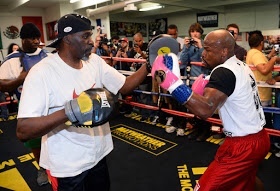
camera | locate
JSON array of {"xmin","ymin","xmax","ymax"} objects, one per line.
[
  {"xmin": 107, "ymin": 41, "xmax": 114, "ymax": 47},
  {"xmin": 189, "ymin": 38, "xmax": 196, "ymax": 45},
  {"xmin": 228, "ymin": 30, "xmax": 235, "ymax": 36}
]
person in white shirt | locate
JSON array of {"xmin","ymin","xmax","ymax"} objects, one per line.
[{"xmin": 16, "ymin": 13, "xmax": 150, "ymax": 191}]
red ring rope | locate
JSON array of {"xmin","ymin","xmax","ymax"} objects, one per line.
[{"xmin": 120, "ymin": 99, "xmax": 280, "ymax": 137}]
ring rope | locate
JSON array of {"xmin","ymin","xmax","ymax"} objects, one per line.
[
  {"xmin": 132, "ymin": 89, "xmax": 280, "ymax": 114},
  {"xmin": 119, "ymin": 98, "xmax": 280, "ymax": 136}
]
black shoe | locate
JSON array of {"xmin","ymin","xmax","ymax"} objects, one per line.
[
  {"xmin": 196, "ymin": 128, "xmax": 212, "ymax": 142},
  {"xmin": 270, "ymin": 144, "xmax": 280, "ymax": 154},
  {"xmin": 140, "ymin": 116, "xmax": 148, "ymax": 122},
  {"xmin": 187, "ymin": 128, "xmax": 200, "ymax": 140}
]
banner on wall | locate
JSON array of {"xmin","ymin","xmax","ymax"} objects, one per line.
[
  {"xmin": 197, "ymin": 12, "xmax": 218, "ymax": 28},
  {"xmin": 110, "ymin": 21, "xmax": 147, "ymax": 37}
]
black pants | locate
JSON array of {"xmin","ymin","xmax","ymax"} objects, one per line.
[{"xmin": 57, "ymin": 158, "xmax": 110, "ymax": 191}]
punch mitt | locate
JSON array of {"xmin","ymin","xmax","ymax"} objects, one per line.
[
  {"xmin": 146, "ymin": 34, "xmax": 180, "ymax": 72},
  {"xmin": 151, "ymin": 53, "xmax": 193, "ymax": 105},
  {"xmin": 65, "ymin": 88, "xmax": 115, "ymax": 127},
  {"xmin": 192, "ymin": 74, "xmax": 210, "ymax": 95}
]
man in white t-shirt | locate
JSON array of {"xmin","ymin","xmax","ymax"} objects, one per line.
[
  {"xmin": 16, "ymin": 13, "xmax": 150, "ymax": 191},
  {"xmin": 0, "ymin": 22, "xmax": 49, "ymax": 186}
]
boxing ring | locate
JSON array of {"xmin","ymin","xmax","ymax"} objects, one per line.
[{"xmin": 101, "ymin": 56, "xmax": 280, "ymax": 137}]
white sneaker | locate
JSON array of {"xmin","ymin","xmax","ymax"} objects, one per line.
[
  {"xmin": 165, "ymin": 125, "xmax": 176, "ymax": 133},
  {"xmin": 176, "ymin": 128, "xmax": 185, "ymax": 136},
  {"xmin": 151, "ymin": 116, "xmax": 159, "ymax": 125},
  {"xmin": 165, "ymin": 117, "xmax": 173, "ymax": 126},
  {"xmin": 275, "ymin": 151, "xmax": 280, "ymax": 158}
]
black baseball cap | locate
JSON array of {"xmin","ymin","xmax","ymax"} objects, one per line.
[
  {"xmin": 47, "ymin": 13, "xmax": 93, "ymax": 48},
  {"xmin": 20, "ymin": 23, "xmax": 41, "ymax": 39}
]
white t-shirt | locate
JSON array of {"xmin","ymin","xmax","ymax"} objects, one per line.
[
  {"xmin": 17, "ymin": 53, "xmax": 126, "ymax": 177},
  {"xmin": 0, "ymin": 48, "xmax": 45, "ymax": 79}
]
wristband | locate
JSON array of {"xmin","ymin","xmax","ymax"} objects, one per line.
[{"xmin": 171, "ymin": 84, "xmax": 193, "ymax": 105}]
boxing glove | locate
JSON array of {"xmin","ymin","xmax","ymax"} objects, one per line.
[
  {"xmin": 192, "ymin": 74, "xmax": 210, "ymax": 96},
  {"xmin": 151, "ymin": 53, "xmax": 193, "ymax": 104},
  {"xmin": 65, "ymin": 88, "xmax": 115, "ymax": 127}
]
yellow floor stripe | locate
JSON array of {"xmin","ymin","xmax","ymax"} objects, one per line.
[
  {"xmin": 0, "ymin": 168, "xmax": 31, "ymax": 191},
  {"xmin": 192, "ymin": 167, "xmax": 207, "ymax": 175}
]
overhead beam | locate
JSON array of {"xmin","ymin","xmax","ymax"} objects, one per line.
[
  {"xmin": 8, "ymin": 0, "xmax": 30, "ymax": 11},
  {"xmin": 73, "ymin": 0, "xmax": 111, "ymax": 10},
  {"xmin": 86, "ymin": 0, "xmax": 143, "ymax": 17}
]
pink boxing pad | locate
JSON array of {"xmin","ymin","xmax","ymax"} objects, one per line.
[{"xmin": 192, "ymin": 74, "xmax": 209, "ymax": 95}]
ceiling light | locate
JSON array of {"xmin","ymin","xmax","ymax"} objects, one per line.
[
  {"xmin": 70, "ymin": 0, "xmax": 80, "ymax": 3},
  {"xmin": 139, "ymin": 5, "xmax": 163, "ymax": 11}
]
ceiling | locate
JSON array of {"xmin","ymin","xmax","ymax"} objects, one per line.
[{"xmin": 0, "ymin": 0, "xmax": 278, "ymax": 18}]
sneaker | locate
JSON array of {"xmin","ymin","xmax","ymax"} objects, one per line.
[
  {"xmin": 275, "ymin": 151, "xmax": 280, "ymax": 158},
  {"xmin": 212, "ymin": 133, "xmax": 225, "ymax": 139},
  {"xmin": 124, "ymin": 112, "xmax": 137, "ymax": 118},
  {"xmin": 165, "ymin": 117, "xmax": 173, "ymax": 126},
  {"xmin": 140, "ymin": 116, "xmax": 148, "ymax": 122},
  {"xmin": 150, "ymin": 116, "xmax": 159, "ymax": 125},
  {"xmin": 274, "ymin": 143, "xmax": 280, "ymax": 149},
  {"xmin": 176, "ymin": 128, "xmax": 185, "ymax": 136},
  {"xmin": 187, "ymin": 128, "xmax": 200, "ymax": 140},
  {"xmin": 196, "ymin": 128, "xmax": 212, "ymax": 142},
  {"xmin": 37, "ymin": 168, "xmax": 49, "ymax": 186},
  {"xmin": 165, "ymin": 125, "xmax": 176, "ymax": 133}
]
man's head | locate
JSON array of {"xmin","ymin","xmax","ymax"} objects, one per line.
[
  {"xmin": 119, "ymin": 37, "xmax": 128, "ymax": 49},
  {"xmin": 48, "ymin": 13, "xmax": 94, "ymax": 60},
  {"xmin": 226, "ymin": 23, "xmax": 239, "ymax": 41},
  {"xmin": 111, "ymin": 35, "xmax": 120, "ymax": 45},
  {"xmin": 188, "ymin": 23, "xmax": 203, "ymax": 39},
  {"xmin": 248, "ymin": 30, "xmax": 264, "ymax": 49},
  {"xmin": 133, "ymin": 32, "xmax": 144, "ymax": 47},
  {"xmin": 20, "ymin": 23, "xmax": 41, "ymax": 53},
  {"xmin": 167, "ymin": 24, "xmax": 178, "ymax": 39},
  {"xmin": 202, "ymin": 29, "xmax": 235, "ymax": 69},
  {"xmin": 47, "ymin": 14, "xmax": 93, "ymax": 48}
]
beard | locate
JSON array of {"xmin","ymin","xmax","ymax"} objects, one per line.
[{"xmin": 81, "ymin": 46, "xmax": 93, "ymax": 61}]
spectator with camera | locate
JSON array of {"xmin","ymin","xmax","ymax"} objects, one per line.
[
  {"xmin": 112, "ymin": 37, "xmax": 134, "ymax": 71},
  {"xmin": 99, "ymin": 38, "xmax": 113, "ymax": 65},
  {"xmin": 179, "ymin": 22, "xmax": 212, "ymax": 141},
  {"xmin": 110, "ymin": 35, "xmax": 120, "ymax": 58},
  {"xmin": 226, "ymin": 23, "xmax": 247, "ymax": 61}
]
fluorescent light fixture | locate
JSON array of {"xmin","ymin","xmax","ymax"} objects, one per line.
[
  {"xmin": 139, "ymin": 5, "xmax": 163, "ymax": 11},
  {"xmin": 70, "ymin": 0, "xmax": 80, "ymax": 3}
]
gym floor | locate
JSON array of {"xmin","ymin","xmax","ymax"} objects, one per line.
[{"xmin": 0, "ymin": 113, "xmax": 279, "ymax": 191}]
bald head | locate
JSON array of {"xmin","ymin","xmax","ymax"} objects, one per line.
[
  {"xmin": 202, "ymin": 29, "xmax": 236, "ymax": 68},
  {"xmin": 205, "ymin": 29, "xmax": 235, "ymax": 54}
]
